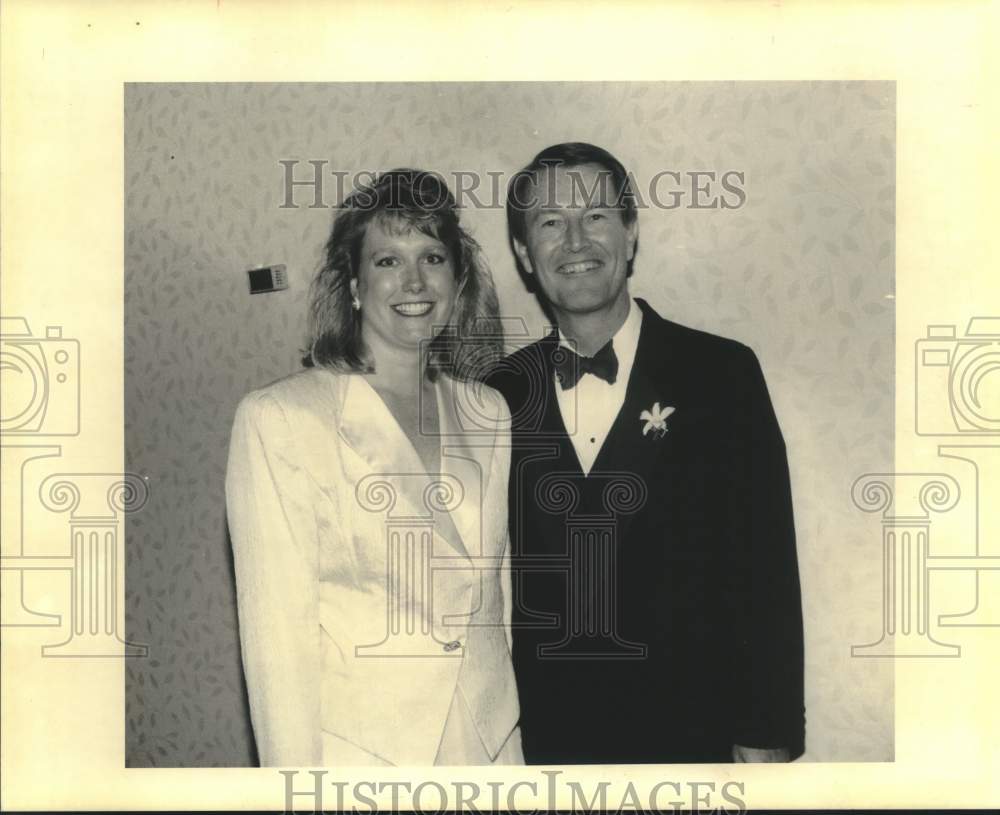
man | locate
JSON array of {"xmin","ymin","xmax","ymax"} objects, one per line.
[{"xmin": 487, "ymin": 142, "xmax": 805, "ymax": 764}]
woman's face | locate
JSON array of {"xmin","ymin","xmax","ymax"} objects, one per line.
[{"xmin": 353, "ymin": 216, "xmax": 459, "ymax": 359}]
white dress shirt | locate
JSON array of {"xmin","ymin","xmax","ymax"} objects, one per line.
[{"xmin": 555, "ymin": 298, "xmax": 643, "ymax": 475}]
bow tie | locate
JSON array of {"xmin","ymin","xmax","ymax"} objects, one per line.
[{"xmin": 553, "ymin": 339, "xmax": 619, "ymax": 389}]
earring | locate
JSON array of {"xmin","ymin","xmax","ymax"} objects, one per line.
[{"xmin": 351, "ymin": 294, "xmax": 361, "ymax": 311}]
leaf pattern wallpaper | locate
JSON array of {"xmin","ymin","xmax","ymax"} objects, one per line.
[{"xmin": 125, "ymin": 82, "xmax": 894, "ymax": 766}]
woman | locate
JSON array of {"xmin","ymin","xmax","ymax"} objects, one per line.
[{"xmin": 225, "ymin": 170, "xmax": 522, "ymax": 766}]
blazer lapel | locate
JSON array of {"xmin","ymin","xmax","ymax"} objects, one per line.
[
  {"xmin": 336, "ymin": 374, "xmax": 470, "ymax": 560},
  {"xmin": 434, "ymin": 376, "xmax": 488, "ymax": 560}
]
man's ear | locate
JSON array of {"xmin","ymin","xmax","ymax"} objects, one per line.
[
  {"xmin": 626, "ymin": 219, "xmax": 638, "ymax": 261},
  {"xmin": 513, "ymin": 239, "xmax": 534, "ymax": 275}
]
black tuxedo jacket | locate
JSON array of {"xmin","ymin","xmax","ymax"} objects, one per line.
[{"xmin": 487, "ymin": 299, "xmax": 805, "ymax": 764}]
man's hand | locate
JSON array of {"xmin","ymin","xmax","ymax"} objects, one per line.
[{"xmin": 732, "ymin": 744, "xmax": 792, "ymax": 762}]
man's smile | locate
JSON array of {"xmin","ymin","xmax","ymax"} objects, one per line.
[{"xmin": 556, "ymin": 259, "xmax": 604, "ymax": 275}]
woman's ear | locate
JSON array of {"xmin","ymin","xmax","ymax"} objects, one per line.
[{"xmin": 349, "ymin": 278, "xmax": 361, "ymax": 311}]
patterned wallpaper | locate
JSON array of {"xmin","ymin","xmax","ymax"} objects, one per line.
[{"xmin": 124, "ymin": 82, "xmax": 895, "ymax": 766}]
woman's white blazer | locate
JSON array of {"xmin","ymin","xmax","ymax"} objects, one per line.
[{"xmin": 225, "ymin": 367, "xmax": 520, "ymax": 766}]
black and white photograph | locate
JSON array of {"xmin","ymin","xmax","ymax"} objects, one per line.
[
  {"xmin": 123, "ymin": 81, "xmax": 895, "ymax": 768},
  {"xmin": 3, "ymin": 3, "xmax": 997, "ymax": 813}
]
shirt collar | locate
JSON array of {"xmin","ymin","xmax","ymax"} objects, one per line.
[{"xmin": 557, "ymin": 297, "xmax": 643, "ymax": 370}]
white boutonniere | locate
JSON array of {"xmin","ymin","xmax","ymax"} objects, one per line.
[{"xmin": 640, "ymin": 402, "xmax": 675, "ymax": 439}]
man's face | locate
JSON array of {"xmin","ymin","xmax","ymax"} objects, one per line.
[{"xmin": 513, "ymin": 162, "xmax": 637, "ymax": 318}]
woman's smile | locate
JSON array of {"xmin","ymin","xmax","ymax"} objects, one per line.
[{"xmin": 391, "ymin": 301, "xmax": 436, "ymax": 317}]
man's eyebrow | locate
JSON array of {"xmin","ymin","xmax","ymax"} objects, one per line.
[{"xmin": 530, "ymin": 206, "xmax": 565, "ymax": 219}]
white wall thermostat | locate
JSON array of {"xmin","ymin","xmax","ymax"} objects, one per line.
[{"xmin": 247, "ymin": 264, "xmax": 288, "ymax": 294}]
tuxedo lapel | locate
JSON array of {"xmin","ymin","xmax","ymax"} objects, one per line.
[
  {"xmin": 336, "ymin": 374, "xmax": 470, "ymax": 560},
  {"xmin": 538, "ymin": 333, "xmax": 586, "ymax": 476},
  {"xmin": 591, "ymin": 302, "xmax": 680, "ymax": 517}
]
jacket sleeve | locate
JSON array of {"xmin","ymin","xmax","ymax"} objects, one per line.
[
  {"xmin": 225, "ymin": 393, "xmax": 321, "ymax": 766},
  {"xmin": 728, "ymin": 345, "xmax": 806, "ymax": 758}
]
